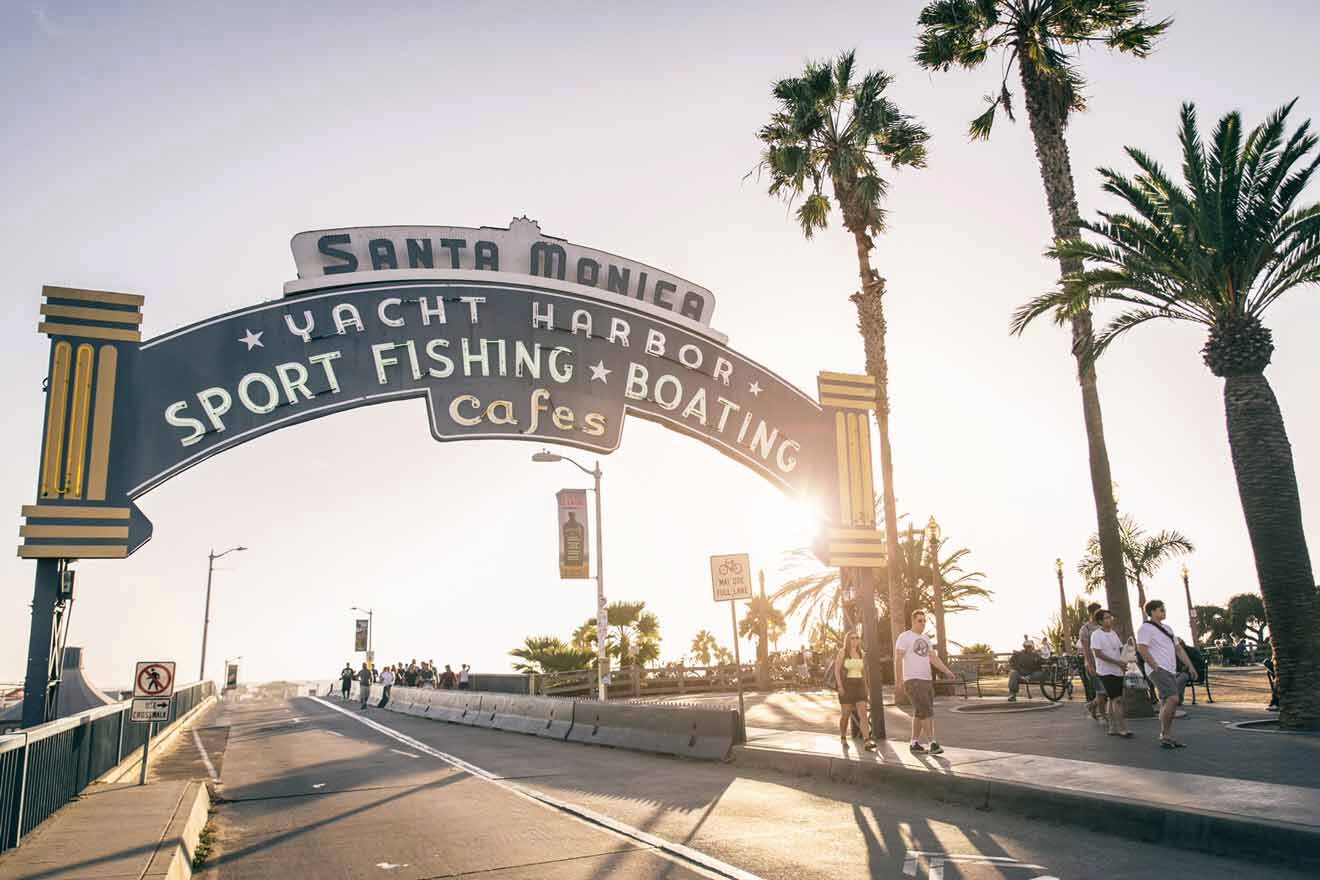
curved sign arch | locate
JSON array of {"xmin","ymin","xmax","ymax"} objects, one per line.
[{"xmin": 17, "ymin": 219, "xmax": 883, "ymax": 562}]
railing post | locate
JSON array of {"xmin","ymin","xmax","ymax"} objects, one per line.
[
  {"xmin": 116, "ymin": 707, "xmax": 126, "ymax": 764},
  {"xmin": 13, "ymin": 733, "xmax": 29, "ymax": 848}
]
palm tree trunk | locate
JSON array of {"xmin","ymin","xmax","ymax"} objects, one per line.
[
  {"xmin": 1134, "ymin": 574, "xmax": 1147, "ymax": 614},
  {"xmin": 1224, "ymin": 372, "xmax": 1320, "ymax": 730},
  {"xmin": 1019, "ymin": 62, "xmax": 1135, "ymax": 640},
  {"xmin": 848, "ymin": 229, "xmax": 905, "ymax": 653}
]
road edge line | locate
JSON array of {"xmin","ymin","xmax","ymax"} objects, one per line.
[{"xmin": 307, "ymin": 696, "xmax": 763, "ymax": 880}]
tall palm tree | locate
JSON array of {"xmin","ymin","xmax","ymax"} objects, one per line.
[
  {"xmin": 756, "ymin": 51, "xmax": 930, "ymax": 652},
  {"xmin": 1013, "ymin": 101, "xmax": 1320, "ymax": 729},
  {"xmin": 1078, "ymin": 514, "xmax": 1195, "ymax": 612},
  {"xmin": 690, "ymin": 629, "xmax": 720, "ymax": 667},
  {"xmin": 591, "ymin": 600, "xmax": 661, "ymax": 667},
  {"xmin": 916, "ymin": 1, "xmax": 1171, "ymax": 641}
]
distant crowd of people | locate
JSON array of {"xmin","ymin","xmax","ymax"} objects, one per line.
[{"xmin": 338, "ymin": 659, "xmax": 471, "ymax": 709}]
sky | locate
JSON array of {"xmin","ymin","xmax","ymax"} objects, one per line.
[{"xmin": 3, "ymin": 1, "xmax": 1318, "ymax": 690}]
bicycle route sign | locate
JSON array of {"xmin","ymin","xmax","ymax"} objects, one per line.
[
  {"xmin": 709, "ymin": 553, "xmax": 753, "ymax": 602},
  {"xmin": 134, "ymin": 660, "xmax": 176, "ymax": 698}
]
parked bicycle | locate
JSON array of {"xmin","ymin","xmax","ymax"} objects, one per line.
[{"xmin": 1038, "ymin": 654, "xmax": 1082, "ymax": 702}]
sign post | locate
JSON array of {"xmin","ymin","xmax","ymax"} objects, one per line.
[
  {"xmin": 132, "ymin": 660, "xmax": 175, "ymax": 785},
  {"xmin": 710, "ymin": 553, "xmax": 752, "ymax": 742}
]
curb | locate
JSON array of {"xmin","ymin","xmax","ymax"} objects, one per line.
[
  {"xmin": 98, "ymin": 696, "xmax": 219, "ymax": 785},
  {"xmin": 142, "ymin": 780, "xmax": 210, "ymax": 879},
  {"xmin": 734, "ymin": 744, "xmax": 1320, "ymax": 870}
]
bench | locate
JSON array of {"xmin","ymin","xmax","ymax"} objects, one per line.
[{"xmin": 945, "ymin": 657, "xmax": 984, "ymax": 699}]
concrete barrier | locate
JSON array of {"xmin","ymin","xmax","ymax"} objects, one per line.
[
  {"xmin": 470, "ymin": 693, "xmax": 508, "ymax": 729},
  {"xmin": 566, "ymin": 701, "xmax": 737, "ymax": 760},
  {"xmin": 490, "ymin": 695, "xmax": 575, "ymax": 740}
]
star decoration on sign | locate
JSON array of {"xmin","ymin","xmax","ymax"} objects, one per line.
[
  {"xmin": 589, "ymin": 360, "xmax": 612, "ymax": 383},
  {"xmin": 748, "ymin": 380, "xmax": 763, "ymax": 397},
  {"xmin": 238, "ymin": 329, "xmax": 264, "ymax": 350}
]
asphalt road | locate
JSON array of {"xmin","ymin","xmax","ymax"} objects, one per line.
[{"xmin": 189, "ymin": 695, "xmax": 1308, "ymax": 879}]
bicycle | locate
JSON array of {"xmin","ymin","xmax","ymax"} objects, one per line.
[{"xmin": 1038, "ymin": 654, "xmax": 1080, "ymax": 702}]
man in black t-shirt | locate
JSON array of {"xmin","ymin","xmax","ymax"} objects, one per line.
[{"xmin": 1007, "ymin": 641, "xmax": 1045, "ymax": 701}]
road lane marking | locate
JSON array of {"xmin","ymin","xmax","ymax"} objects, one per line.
[
  {"xmin": 389, "ymin": 748, "xmax": 420, "ymax": 758},
  {"xmin": 308, "ymin": 697, "xmax": 758, "ymax": 880},
  {"xmin": 327, "ymin": 730, "xmax": 345, "ymax": 737},
  {"xmin": 903, "ymin": 850, "xmax": 1052, "ymax": 878},
  {"xmin": 192, "ymin": 729, "xmax": 219, "ymax": 781}
]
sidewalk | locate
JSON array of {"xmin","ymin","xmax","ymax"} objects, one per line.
[
  {"xmin": 0, "ymin": 781, "xmax": 209, "ymax": 880},
  {"xmin": 735, "ymin": 725, "xmax": 1320, "ymax": 869}
]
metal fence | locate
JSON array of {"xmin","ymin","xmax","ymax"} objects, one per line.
[{"xmin": 0, "ymin": 680, "xmax": 214, "ymax": 854}]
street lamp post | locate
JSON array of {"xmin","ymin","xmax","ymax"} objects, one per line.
[
  {"xmin": 1054, "ymin": 558, "xmax": 1068, "ymax": 653},
  {"xmin": 926, "ymin": 517, "xmax": 946, "ymax": 666},
  {"xmin": 1181, "ymin": 564, "xmax": 1197, "ymax": 645},
  {"xmin": 200, "ymin": 546, "xmax": 247, "ymax": 681},
  {"xmin": 534, "ymin": 450, "xmax": 608, "ymax": 701}
]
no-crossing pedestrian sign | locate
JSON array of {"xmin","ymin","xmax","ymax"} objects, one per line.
[
  {"xmin": 134, "ymin": 660, "xmax": 176, "ymax": 698},
  {"xmin": 131, "ymin": 698, "xmax": 171, "ymax": 723},
  {"xmin": 709, "ymin": 553, "xmax": 753, "ymax": 602}
]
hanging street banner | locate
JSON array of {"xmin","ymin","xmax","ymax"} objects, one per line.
[
  {"xmin": 557, "ymin": 488, "xmax": 590, "ymax": 579},
  {"xmin": 17, "ymin": 218, "xmax": 841, "ymax": 564},
  {"xmin": 710, "ymin": 553, "xmax": 753, "ymax": 602},
  {"xmin": 354, "ymin": 619, "xmax": 369, "ymax": 652},
  {"xmin": 224, "ymin": 661, "xmax": 239, "ymax": 690}
]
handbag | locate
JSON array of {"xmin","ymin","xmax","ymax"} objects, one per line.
[{"xmin": 1119, "ymin": 640, "xmax": 1138, "ymax": 665}]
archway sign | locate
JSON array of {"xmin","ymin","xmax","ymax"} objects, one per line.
[{"xmin": 16, "ymin": 217, "xmax": 886, "ymax": 727}]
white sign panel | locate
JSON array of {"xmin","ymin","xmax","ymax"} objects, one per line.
[
  {"xmin": 710, "ymin": 553, "xmax": 753, "ymax": 602},
  {"xmin": 287, "ymin": 218, "xmax": 717, "ymax": 327},
  {"xmin": 134, "ymin": 661, "xmax": 176, "ymax": 698},
  {"xmin": 131, "ymin": 697, "xmax": 171, "ymax": 723}
]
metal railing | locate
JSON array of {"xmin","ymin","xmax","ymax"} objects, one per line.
[{"xmin": 0, "ymin": 680, "xmax": 214, "ymax": 854}]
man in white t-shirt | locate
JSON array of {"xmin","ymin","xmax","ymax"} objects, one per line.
[
  {"xmin": 1088, "ymin": 609, "xmax": 1131, "ymax": 737},
  {"xmin": 1136, "ymin": 599, "xmax": 1194, "ymax": 749},
  {"xmin": 378, "ymin": 666, "xmax": 395, "ymax": 708},
  {"xmin": 895, "ymin": 609, "xmax": 954, "ymax": 755}
]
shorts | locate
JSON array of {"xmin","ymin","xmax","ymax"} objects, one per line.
[
  {"xmin": 905, "ymin": 679, "xmax": 935, "ymax": 719},
  {"xmin": 1099, "ymin": 674, "xmax": 1124, "ymax": 699},
  {"xmin": 838, "ymin": 678, "xmax": 868, "ymax": 705},
  {"xmin": 1149, "ymin": 667, "xmax": 1187, "ymax": 701}
]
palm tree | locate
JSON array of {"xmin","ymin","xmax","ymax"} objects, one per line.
[
  {"xmin": 740, "ymin": 593, "xmax": 788, "ymax": 687},
  {"xmin": 1078, "ymin": 514, "xmax": 1194, "ymax": 613},
  {"xmin": 756, "ymin": 51, "xmax": 930, "ymax": 651},
  {"xmin": 1042, "ymin": 596, "xmax": 1095, "ymax": 653},
  {"xmin": 916, "ymin": 1, "xmax": 1171, "ymax": 641},
  {"xmin": 776, "ymin": 518, "xmax": 991, "ymax": 639},
  {"xmin": 509, "ymin": 636, "xmax": 594, "ymax": 674},
  {"xmin": 587, "ymin": 601, "xmax": 661, "ymax": 667},
  {"xmin": 1013, "ymin": 102, "xmax": 1320, "ymax": 729},
  {"xmin": 690, "ymin": 629, "xmax": 719, "ymax": 667}
]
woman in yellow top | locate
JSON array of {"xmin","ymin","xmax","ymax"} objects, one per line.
[{"xmin": 834, "ymin": 632, "xmax": 876, "ymax": 751}]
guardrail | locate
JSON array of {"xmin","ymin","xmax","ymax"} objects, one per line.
[
  {"xmin": 0, "ymin": 680, "xmax": 214, "ymax": 854},
  {"xmin": 340, "ymin": 684, "xmax": 742, "ymax": 760}
]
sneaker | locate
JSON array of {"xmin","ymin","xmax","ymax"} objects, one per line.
[
  {"xmin": 1006, "ymin": 695, "xmax": 1017, "ymax": 702},
  {"xmin": 928, "ymin": 742, "xmax": 944, "ymax": 755},
  {"xmin": 1160, "ymin": 738, "xmax": 1178, "ymax": 750},
  {"xmin": 863, "ymin": 739, "xmax": 877, "ymax": 752},
  {"xmin": 840, "ymin": 736, "xmax": 850, "ymax": 751},
  {"xmin": 910, "ymin": 741, "xmax": 926, "ymax": 753}
]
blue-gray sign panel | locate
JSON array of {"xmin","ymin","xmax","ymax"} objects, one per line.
[{"xmin": 123, "ymin": 279, "xmax": 834, "ymax": 510}]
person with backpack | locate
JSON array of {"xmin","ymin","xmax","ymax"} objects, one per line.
[{"xmin": 1136, "ymin": 599, "xmax": 1195, "ymax": 749}]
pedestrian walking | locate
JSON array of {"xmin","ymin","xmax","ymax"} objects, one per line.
[
  {"xmin": 833, "ymin": 631, "xmax": 875, "ymax": 752},
  {"xmin": 458, "ymin": 664, "xmax": 470, "ymax": 690},
  {"xmin": 1137, "ymin": 600, "xmax": 1194, "ymax": 749},
  {"xmin": 895, "ymin": 609, "xmax": 954, "ymax": 754},
  {"xmin": 1076, "ymin": 602, "xmax": 1104, "ymax": 720},
  {"xmin": 340, "ymin": 662, "xmax": 354, "ymax": 701},
  {"xmin": 357, "ymin": 662, "xmax": 372, "ymax": 709},
  {"xmin": 378, "ymin": 665, "xmax": 395, "ymax": 708},
  {"xmin": 440, "ymin": 664, "xmax": 456, "ymax": 689},
  {"xmin": 1088, "ymin": 610, "xmax": 1132, "ymax": 738}
]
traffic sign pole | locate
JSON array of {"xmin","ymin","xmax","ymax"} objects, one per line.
[
  {"xmin": 729, "ymin": 600, "xmax": 746, "ymax": 743},
  {"xmin": 139, "ymin": 721, "xmax": 151, "ymax": 785}
]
